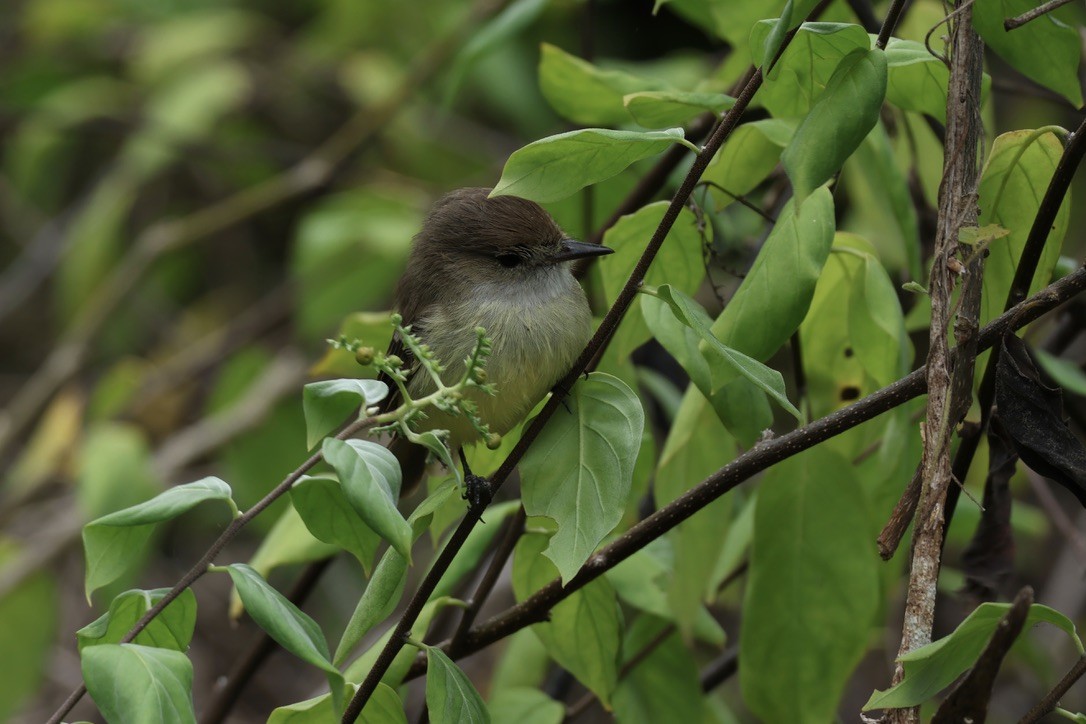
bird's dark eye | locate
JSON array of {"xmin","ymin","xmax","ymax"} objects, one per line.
[{"xmin": 496, "ymin": 254, "xmax": 522, "ymax": 268}]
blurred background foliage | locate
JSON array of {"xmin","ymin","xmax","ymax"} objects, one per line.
[{"xmin": 2, "ymin": 0, "xmax": 1086, "ymax": 721}]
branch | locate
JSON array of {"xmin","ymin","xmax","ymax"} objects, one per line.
[
  {"xmin": 1004, "ymin": 0, "xmax": 1075, "ymax": 30},
  {"xmin": 0, "ymin": 0, "xmax": 508, "ymax": 466},
  {"xmin": 1020, "ymin": 653, "xmax": 1086, "ymax": 722},
  {"xmin": 401, "ymin": 265, "xmax": 1086, "ymax": 678}
]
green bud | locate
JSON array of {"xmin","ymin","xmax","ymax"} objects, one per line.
[
  {"xmin": 391, "ymin": 313, "xmax": 403, "ymax": 325},
  {"xmin": 386, "ymin": 354, "xmax": 403, "ymax": 367},
  {"xmin": 472, "ymin": 368, "xmax": 488, "ymax": 383},
  {"xmin": 354, "ymin": 346, "xmax": 376, "ymax": 366},
  {"xmin": 486, "ymin": 432, "xmax": 502, "ymax": 450}
]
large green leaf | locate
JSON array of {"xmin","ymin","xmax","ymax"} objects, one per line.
[
  {"xmin": 881, "ymin": 37, "xmax": 952, "ymax": 123},
  {"xmin": 702, "ymin": 119, "xmax": 794, "ymax": 206},
  {"xmin": 83, "ymin": 478, "xmax": 234, "ymax": 600},
  {"xmin": 268, "ymin": 683, "xmax": 405, "ymax": 723},
  {"xmin": 973, "ymin": 0, "xmax": 1082, "ymax": 107},
  {"xmin": 321, "ymin": 437, "xmax": 412, "ymax": 560},
  {"xmin": 751, "ymin": 21, "xmax": 871, "ymax": 117},
  {"xmin": 77, "ymin": 588, "xmax": 196, "ymax": 653},
  {"xmin": 977, "ymin": 129, "xmax": 1070, "ymax": 328},
  {"xmin": 654, "ymin": 388, "xmax": 736, "ymax": 639},
  {"xmin": 82, "ymin": 644, "xmax": 195, "ymax": 724},
  {"xmin": 653, "ymin": 285, "xmax": 801, "ymax": 418},
  {"xmin": 538, "ymin": 43, "xmax": 669, "ymax": 125},
  {"xmin": 520, "ymin": 373, "xmax": 644, "ymax": 583},
  {"xmin": 488, "ymin": 687, "xmax": 563, "ymax": 724},
  {"xmin": 426, "ymin": 648, "xmax": 491, "ymax": 724},
  {"xmin": 219, "ymin": 564, "xmax": 340, "ymax": 678},
  {"xmin": 711, "ymin": 188, "xmax": 835, "ymax": 361},
  {"xmin": 741, "ymin": 446, "xmax": 879, "ymax": 723},
  {"xmin": 302, "ymin": 378, "xmax": 388, "ymax": 449},
  {"xmin": 491, "ymin": 127, "xmax": 696, "ymax": 203},
  {"xmin": 865, "ymin": 603, "xmax": 1083, "ymax": 710},
  {"xmin": 512, "ymin": 531, "xmax": 621, "ymax": 707},
  {"xmin": 290, "ymin": 474, "xmax": 381, "ymax": 575},
  {"xmin": 624, "ymin": 89, "xmax": 734, "ymax": 128},
  {"xmin": 781, "ymin": 47, "xmax": 887, "ymax": 205},
  {"xmin": 599, "ymin": 202, "xmax": 705, "ymax": 360},
  {"xmin": 613, "ymin": 616, "xmax": 705, "ymax": 724}
]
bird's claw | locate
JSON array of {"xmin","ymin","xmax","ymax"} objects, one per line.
[{"xmin": 462, "ymin": 474, "xmax": 493, "ymax": 516}]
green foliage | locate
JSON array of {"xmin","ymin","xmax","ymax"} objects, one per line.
[
  {"xmin": 520, "ymin": 373, "xmax": 645, "ymax": 583},
  {"xmin": 302, "ymin": 379, "xmax": 389, "ymax": 449},
  {"xmin": 77, "ymin": 588, "xmax": 196, "ymax": 653},
  {"xmin": 82, "ymin": 644, "xmax": 196, "ymax": 724},
  {"xmin": 865, "ymin": 603, "xmax": 1083, "ymax": 710},
  {"xmin": 425, "ymin": 648, "xmax": 491, "ymax": 724}
]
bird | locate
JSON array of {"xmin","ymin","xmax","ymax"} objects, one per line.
[{"xmin": 380, "ymin": 187, "xmax": 613, "ymax": 498}]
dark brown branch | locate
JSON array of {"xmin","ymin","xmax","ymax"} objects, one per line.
[
  {"xmin": 1020, "ymin": 653, "xmax": 1086, "ymax": 722},
  {"xmin": 875, "ymin": 0, "xmax": 911, "ymax": 49},
  {"xmin": 399, "ymin": 266, "xmax": 1086, "ymax": 678},
  {"xmin": 700, "ymin": 645, "xmax": 739, "ymax": 692},
  {"xmin": 1004, "ymin": 0, "xmax": 1075, "ymax": 30},
  {"xmin": 448, "ymin": 506, "xmax": 526, "ymax": 655}
]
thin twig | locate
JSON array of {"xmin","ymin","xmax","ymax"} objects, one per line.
[
  {"xmin": 401, "ymin": 266, "xmax": 1086, "ymax": 679},
  {"xmin": 699, "ymin": 645, "xmax": 739, "ymax": 692},
  {"xmin": 1004, "ymin": 0, "xmax": 1074, "ymax": 30},
  {"xmin": 1020, "ymin": 654, "xmax": 1086, "ymax": 722}
]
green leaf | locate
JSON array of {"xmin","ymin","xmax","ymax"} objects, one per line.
[
  {"xmin": 219, "ymin": 564, "xmax": 340, "ymax": 682},
  {"xmin": 538, "ymin": 43, "xmax": 669, "ymax": 125},
  {"xmin": 0, "ymin": 540, "xmax": 57, "ymax": 721},
  {"xmin": 77, "ymin": 588, "xmax": 196, "ymax": 653},
  {"xmin": 268, "ymin": 682, "xmax": 405, "ymax": 723},
  {"xmin": 429, "ymin": 500, "xmax": 521, "ymax": 601},
  {"xmin": 959, "ymin": 223, "xmax": 1010, "ymax": 247},
  {"xmin": 291, "ymin": 475, "xmax": 381, "ymax": 575},
  {"xmin": 599, "ymin": 202, "xmax": 705, "ymax": 360},
  {"xmin": 82, "ymin": 644, "xmax": 195, "ymax": 724},
  {"xmin": 334, "ymin": 485, "xmax": 459, "ymax": 664},
  {"xmin": 761, "ymin": 1, "xmax": 825, "ymax": 70},
  {"xmin": 321, "ymin": 437, "xmax": 412, "ymax": 560},
  {"xmin": 702, "ymin": 119, "xmax": 793, "ymax": 206},
  {"xmin": 491, "ymin": 127, "xmax": 696, "ymax": 203},
  {"xmin": 1035, "ymin": 350, "xmax": 1086, "ymax": 398},
  {"xmin": 613, "ymin": 616, "xmax": 705, "ymax": 724},
  {"xmin": 445, "ymin": 0, "xmax": 550, "ymax": 102},
  {"xmin": 710, "ymin": 189, "xmax": 835, "ymax": 361},
  {"xmin": 426, "ymin": 648, "xmax": 491, "ymax": 724},
  {"xmin": 973, "ymin": 0, "xmax": 1083, "ymax": 107},
  {"xmin": 415, "ymin": 430, "xmax": 460, "ymax": 485},
  {"xmin": 302, "ymin": 378, "xmax": 389, "ymax": 449},
  {"xmin": 781, "ymin": 47, "xmax": 887, "ymax": 205},
  {"xmin": 77, "ymin": 423, "xmax": 160, "ymax": 522},
  {"xmin": 83, "ymin": 477, "xmax": 234, "ymax": 600},
  {"xmin": 750, "ymin": 21, "xmax": 872, "ymax": 117},
  {"xmin": 488, "ymin": 687, "xmax": 563, "ymax": 724},
  {"xmin": 864, "ymin": 602, "xmax": 1083, "ymax": 710},
  {"xmin": 881, "ymin": 37, "xmax": 951, "ymax": 123},
  {"xmin": 333, "ymin": 545, "xmax": 408, "ymax": 665},
  {"xmin": 653, "ymin": 285, "xmax": 800, "ymax": 418},
  {"xmin": 623, "ymin": 90, "xmax": 734, "ymax": 128},
  {"xmin": 741, "ymin": 446, "xmax": 879, "ymax": 723},
  {"xmin": 847, "ymin": 253, "xmax": 910, "ymax": 386},
  {"xmin": 239, "ymin": 504, "xmax": 339, "ymax": 589},
  {"xmin": 977, "ymin": 129, "xmax": 1070, "ymax": 328},
  {"xmin": 606, "ymin": 537, "xmax": 727, "ymax": 646},
  {"xmin": 513, "ymin": 532, "xmax": 621, "ymax": 706},
  {"xmin": 654, "ymin": 388, "xmax": 736, "ymax": 639},
  {"xmin": 520, "ymin": 373, "xmax": 645, "ymax": 583}
]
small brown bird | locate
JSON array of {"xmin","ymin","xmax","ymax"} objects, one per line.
[{"xmin": 383, "ymin": 187, "xmax": 612, "ymax": 493}]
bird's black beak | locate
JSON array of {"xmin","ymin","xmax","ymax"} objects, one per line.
[{"xmin": 551, "ymin": 238, "xmax": 614, "ymax": 262}]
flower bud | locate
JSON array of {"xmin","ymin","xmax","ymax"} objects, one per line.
[
  {"xmin": 354, "ymin": 346, "xmax": 375, "ymax": 365},
  {"xmin": 486, "ymin": 432, "xmax": 502, "ymax": 450}
]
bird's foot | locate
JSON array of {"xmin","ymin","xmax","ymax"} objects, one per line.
[{"xmin": 462, "ymin": 474, "xmax": 493, "ymax": 517}]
